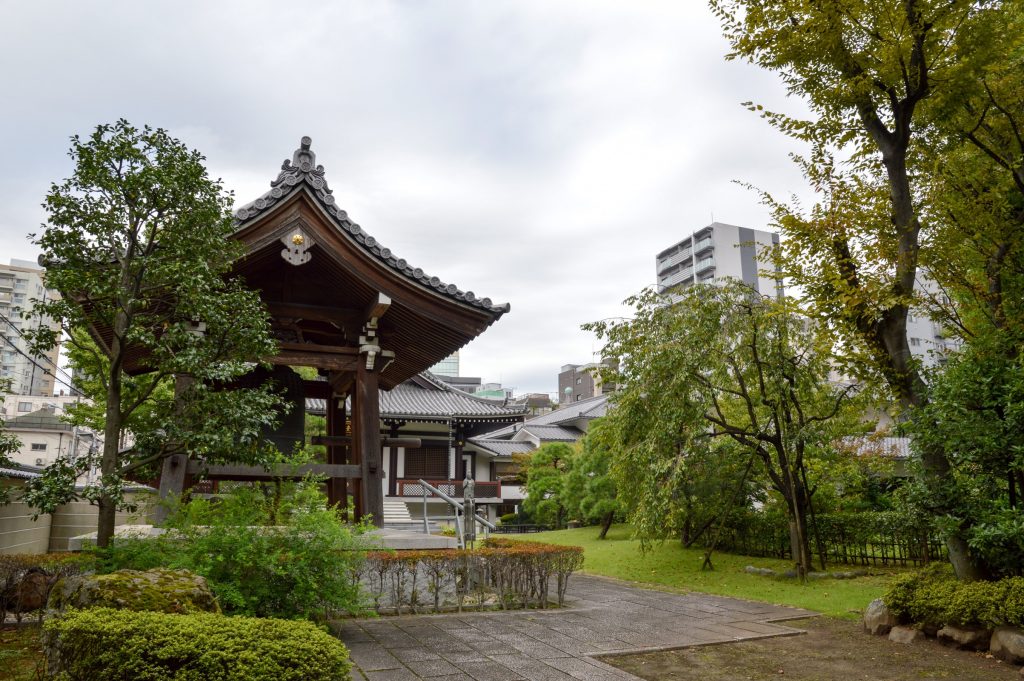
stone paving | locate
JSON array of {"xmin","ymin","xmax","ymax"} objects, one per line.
[{"xmin": 332, "ymin": 575, "xmax": 817, "ymax": 680}]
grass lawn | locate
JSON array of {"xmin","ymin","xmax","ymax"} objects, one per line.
[
  {"xmin": 0, "ymin": 625, "xmax": 44, "ymax": 681},
  {"xmin": 518, "ymin": 524, "xmax": 905, "ymax": 619}
]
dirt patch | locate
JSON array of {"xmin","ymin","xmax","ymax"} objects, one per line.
[{"xmin": 603, "ymin": 617, "xmax": 1021, "ymax": 681}]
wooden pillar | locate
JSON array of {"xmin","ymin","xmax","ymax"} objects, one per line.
[
  {"xmin": 154, "ymin": 374, "xmax": 192, "ymax": 525},
  {"xmin": 354, "ymin": 360, "xmax": 383, "ymax": 527},
  {"xmin": 325, "ymin": 394, "xmax": 349, "ymax": 517}
]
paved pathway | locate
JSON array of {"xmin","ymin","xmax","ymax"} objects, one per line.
[{"xmin": 332, "ymin": 575, "xmax": 816, "ymax": 680}]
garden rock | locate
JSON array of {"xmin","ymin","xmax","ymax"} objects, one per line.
[
  {"xmin": 889, "ymin": 625, "xmax": 923, "ymax": 644},
  {"xmin": 864, "ymin": 598, "xmax": 897, "ymax": 635},
  {"xmin": 744, "ymin": 566, "xmax": 774, "ymax": 576},
  {"xmin": 937, "ymin": 624, "xmax": 991, "ymax": 651},
  {"xmin": 47, "ymin": 568, "xmax": 219, "ymax": 616},
  {"xmin": 990, "ymin": 626, "xmax": 1024, "ymax": 664}
]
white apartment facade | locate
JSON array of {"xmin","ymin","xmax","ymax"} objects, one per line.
[
  {"xmin": 0, "ymin": 259, "xmax": 61, "ymax": 396},
  {"xmin": 656, "ymin": 222, "xmax": 782, "ymax": 299}
]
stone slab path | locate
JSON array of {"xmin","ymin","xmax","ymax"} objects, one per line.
[{"xmin": 332, "ymin": 575, "xmax": 817, "ymax": 680}]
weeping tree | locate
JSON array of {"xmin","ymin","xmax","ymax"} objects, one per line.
[
  {"xmin": 24, "ymin": 121, "xmax": 284, "ymax": 547},
  {"xmin": 587, "ymin": 282, "xmax": 866, "ymax": 578}
]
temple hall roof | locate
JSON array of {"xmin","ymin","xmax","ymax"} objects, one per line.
[{"xmin": 234, "ymin": 137, "xmax": 509, "ymax": 316}]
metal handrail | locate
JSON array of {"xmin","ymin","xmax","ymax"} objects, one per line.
[{"xmin": 417, "ymin": 478, "xmax": 496, "ymax": 548}]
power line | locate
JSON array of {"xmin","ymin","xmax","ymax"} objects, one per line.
[{"xmin": 0, "ymin": 312, "xmax": 81, "ymax": 395}]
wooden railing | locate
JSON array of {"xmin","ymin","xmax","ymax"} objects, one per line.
[{"xmin": 396, "ymin": 479, "xmax": 501, "ymax": 499}]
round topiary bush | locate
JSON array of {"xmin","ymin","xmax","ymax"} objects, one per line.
[{"xmin": 44, "ymin": 607, "xmax": 351, "ymax": 680}]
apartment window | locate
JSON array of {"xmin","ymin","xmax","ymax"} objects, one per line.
[
  {"xmin": 18, "ymin": 401, "xmax": 32, "ymax": 412},
  {"xmin": 12, "ymin": 293, "xmax": 24, "ymax": 304},
  {"xmin": 13, "ymin": 279, "xmax": 26, "ymax": 290},
  {"xmin": 30, "ymin": 443, "xmax": 47, "ymax": 452},
  {"xmin": 910, "ymin": 338, "xmax": 921, "ymax": 347},
  {"xmin": 907, "ymin": 313, "xmax": 916, "ymax": 323},
  {"xmin": 575, "ymin": 377, "xmax": 582, "ymax": 385}
]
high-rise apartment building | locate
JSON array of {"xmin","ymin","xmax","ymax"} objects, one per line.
[
  {"xmin": 0, "ymin": 259, "xmax": 61, "ymax": 396},
  {"xmin": 558, "ymin": 359, "xmax": 616, "ymax": 404},
  {"xmin": 656, "ymin": 222, "xmax": 782, "ymax": 298}
]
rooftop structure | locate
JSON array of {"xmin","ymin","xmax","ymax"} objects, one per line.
[{"xmin": 656, "ymin": 222, "xmax": 782, "ymax": 299}]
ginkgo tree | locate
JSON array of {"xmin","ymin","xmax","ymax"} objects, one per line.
[{"xmin": 709, "ymin": 0, "xmax": 1022, "ymax": 580}]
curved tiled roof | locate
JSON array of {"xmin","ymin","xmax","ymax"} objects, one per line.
[
  {"xmin": 234, "ymin": 137, "xmax": 510, "ymax": 316},
  {"xmin": 476, "ymin": 393, "xmax": 610, "ymax": 440},
  {"xmin": 305, "ymin": 372, "xmax": 527, "ymax": 421},
  {"xmin": 518, "ymin": 424, "xmax": 581, "ymax": 442},
  {"xmin": 468, "ymin": 439, "xmax": 536, "ymax": 458}
]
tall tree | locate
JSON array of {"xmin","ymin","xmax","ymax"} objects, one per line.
[
  {"xmin": 521, "ymin": 442, "xmax": 574, "ymax": 529},
  {"xmin": 709, "ymin": 0, "xmax": 1017, "ymax": 579},
  {"xmin": 563, "ymin": 418, "xmax": 621, "ymax": 539},
  {"xmin": 24, "ymin": 121, "xmax": 284, "ymax": 547},
  {"xmin": 588, "ymin": 282, "xmax": 864, "ymax": 579}
]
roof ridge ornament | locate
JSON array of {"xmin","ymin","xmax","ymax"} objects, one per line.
[{"xmin": 234, "ymin": 137, "xmax": 511, "ymax": 316}]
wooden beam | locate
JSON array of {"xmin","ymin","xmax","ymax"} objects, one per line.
[
  {"xmin": 364, "ymin": 292, "xmax": 391, "ymax": 326},
  {"xmin": 303, "ymin": 380, "xmax": 332, "ymax": 399},
  {"xmin": 186, "ymin": 462, "xmax": 362, "ymax": 480},
  {"xmin": 355, "ymin": 360, "xmax": 384, "ymax": 527},
  {"xmin": 328, "ymin": 370, "xmax": 354, "ymax": 396},
  {"xmin": 312, "ymin": 435, "xmax": 421, "ymax": 448},
  {"xmin": 266, "ymin": 301, "xmax": 363, "ymax": 326},
  {"xmin": 278, "ymin": 341, "xmax": 359, "ymax": 355},
  {"xmin": 268, "ymin": 352, "xmax": 359, "ymax": 371}
]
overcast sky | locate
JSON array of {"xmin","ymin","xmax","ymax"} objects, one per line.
[{"xmin": 0, "ymin": 1, "xmax": 812, "ymax": 397}]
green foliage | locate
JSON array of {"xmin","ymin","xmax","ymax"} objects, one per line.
[
  {"xmin": 521, "ymin": 442, "xmax": 575, "ymax": 528},
  {"xmin": 562, "ymin": 419, "xmax": 621, "ymax": 532},
  {"xmin": 94, "ymin": 481, "xmax": 368, "ymax": 620},
  {"xmin": 885, "ymin": 565, "xmax": 1024, "ymax": 628},
  {"xmin": 23, "ymin": 120, "xmax": 284, "ymax": 544},
  {"xmin": 903, "ymin": 335, "xmax": 1024, "ymax": 578},
  {"xmin": 586, "ymin": 281, "xmax": 868, "ymax": 577},
  {"xmin": 43, "ymin": 608, "xmax": 351, "ymax": 681},
  {"xmin": 710, "ymin": 0, "xmax": 1024, "ymax": 581},
  {"xmin": 0, "ymin": 378, "xmax": 19, "ymax": 505}
]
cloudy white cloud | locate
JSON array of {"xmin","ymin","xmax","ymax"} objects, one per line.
[{"xmin": 0, "ymin": 0, "xmax": 812, "ymax": 395}]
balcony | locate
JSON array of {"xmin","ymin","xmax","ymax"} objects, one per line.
[
  {"xmin": 659, "ymin": 268, "xmax": 694, "ymax": 289},
  {"xmin": 0, "ymin": 279, "xmax": 12, "ymax": 290},
  {"xmin": 695, "ymin": 256, "xmax": 715, "ymax": 272},
  {"xmin": 396, "ymin": 479, "xmax": 501, "ymax": 500},
  {"xmin": 693, "ymin": 237, "xmax": 714, "ymax": 254},
  {"xmin": 657, "ymin": 249, "xmax": 692, "ymax": 272}
]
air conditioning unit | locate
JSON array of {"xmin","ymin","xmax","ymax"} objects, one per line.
[{"xmin": 35, "ymin": 458, "xmax": 45, "ymax": 466}]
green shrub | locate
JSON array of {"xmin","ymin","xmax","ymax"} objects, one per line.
[
  {"xmin": 44, "ymin": 607, "xmax": 351, "ymax": 681},
  {"xmin": 885, "ymin": 565, "xmax": 1024, "ymax": 628},
  {"xmin": 499, "ymin": 513, "xmax": 517, "ymax": 524},
  {"xmin": 95, "ymin": 480, "xmax": 368, "ymax": 620}
]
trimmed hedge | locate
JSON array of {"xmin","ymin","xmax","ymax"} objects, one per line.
[
  {"xmin": 43, "ymin": 608, "xmax": 351, "ymax": 681},
  {"xmin": 362, "ymin": 540, "xmax": 584, "ymax": 613},
  {"xmin": 885, "ymin": 565, "xmax": 1024, "ymax": 628}
]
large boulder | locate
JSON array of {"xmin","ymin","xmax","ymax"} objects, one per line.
[
  {"xmin": 937, "ymin": 624, "xmax": 992, "ymax": 651},
  {"xmin": 864, "ymin": 598, "xmax": 898, "ymax": 635},
  {"xmin": 990, "ymin": 626, "xmax": 1024, "ymax": 664},
  {"xmin": 47, "ymin": 568, "xmax": 219, "ymax": 616},
  {"xmin": 889, "ymin": 625, "xmax": 923, "ymax": 644}
]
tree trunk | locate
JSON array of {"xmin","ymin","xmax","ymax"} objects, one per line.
[
  {"xmin": 598, "ymin": 510, "xmax": 614, "ymax": 540},
  {"xmin": 96, "ymin": 376, "xmax": 122, "ymax": 549}
]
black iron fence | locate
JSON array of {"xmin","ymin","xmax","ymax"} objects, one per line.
[
  {"xmin": 716, "ymin": 511, "xmax": 946, "ymax": 568},
  {"xmin": 493, "ymin": 524, "xmax": 551, "ymax": 535}
]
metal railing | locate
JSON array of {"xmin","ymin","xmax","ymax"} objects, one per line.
[
  {"xmin": 398, "ymin": 478, "xmax": 501, "ymax": 499},
  {"xmin": 417, "ymin": 478, "xmax": 495, "ymax": 549}
]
